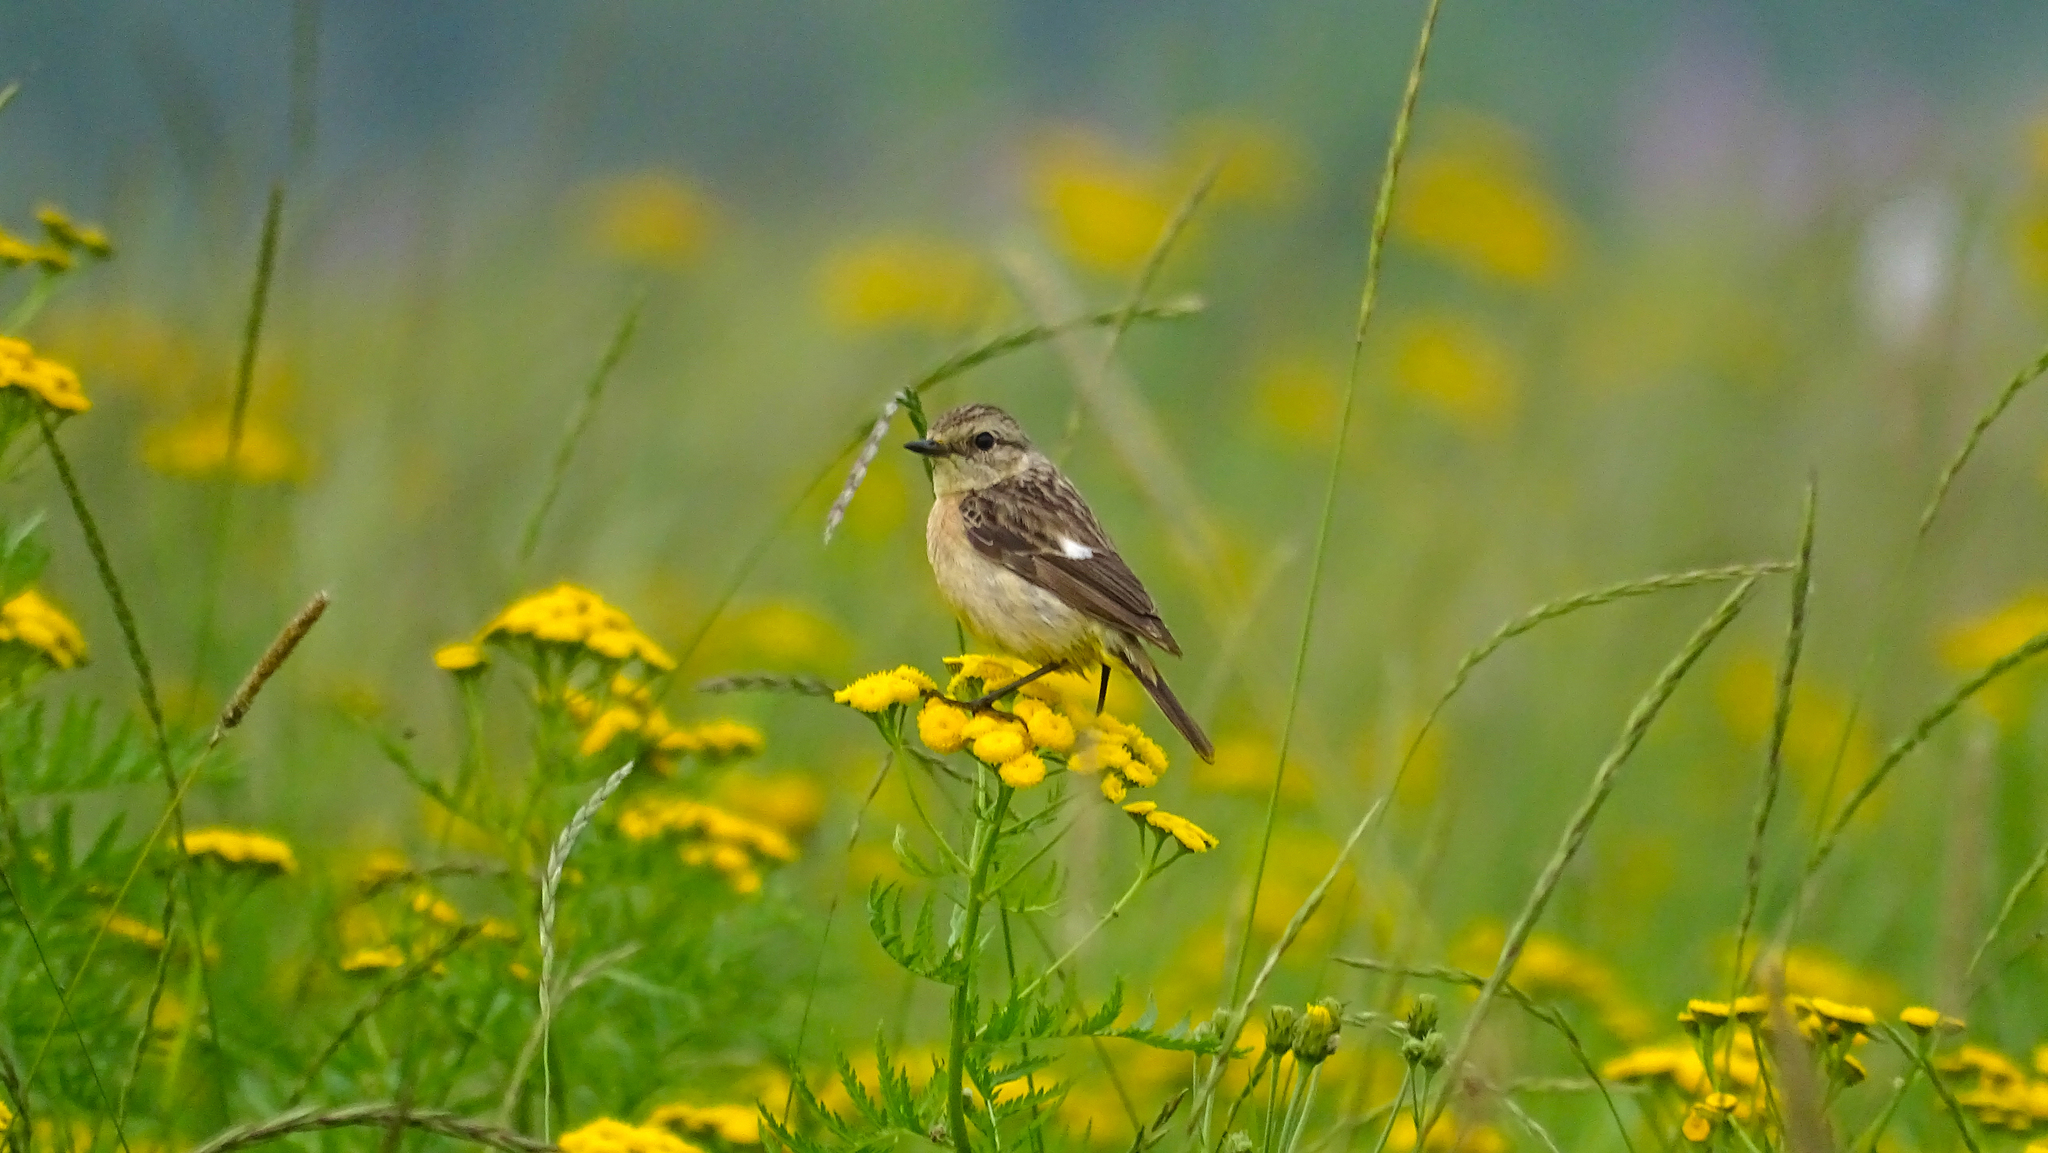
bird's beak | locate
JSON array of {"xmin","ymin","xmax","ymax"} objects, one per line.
[{"xmin": 904, "ymin": 439, "xmax": 949, "ymax": 457}]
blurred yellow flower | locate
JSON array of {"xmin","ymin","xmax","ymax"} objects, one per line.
[
  {"xmin": 0, "ymin": 589, "xmax": 87, "ymax": 670},
  {"xmin": 1394, "ymin": 121, "xmax": 1570, "ymax": 285},
  {"xmin": 1941, "ymin": 590, "xmax": 2048, "ymax": 723},
  {"xmin": 37, "ymin": 203, "xmax": 112, "ymax": 257},
  {"xmin": 818, "ymin": 236, "xmax": 993, "ymax": 332},
  {"xmin": 182, "ymin": 827, "xmax": 297, "ymax": 875},
  {"xmin": 584, "ymin": 171, "xmax": 714, "ymax": 268},
  {"xmin": 1454, "ymin": 922, "xmax": 1651, "ymax": 1041},
  {"xmin": 433, "ymin": 642, "xmax": 486, "ymax": 673},
  {"xmin": 0, "ymin": 228, "xmax": 34, "ymax": 266},
  {"xmin": 1030, "ymin": 131, "xmax": 1173, "ymax": 273},
  {"xmin": 409, "ymin": 889, "xmax": 462, "ymax": 926},
  {"xmin": 1385, "ymin": 1115, "xmax": 1507, "ymax": 1153},
  {"xmin": 103, "ymin": 910, "xmax": 166, "ymax": 951},
  {"xmin": 560, "ymin": 1118, "xmax": 702, "ymax": 1153},
  {"xmin": 1717, "ymin": 651, "xmax": 1880, "ymax": 816},
  {"xmin": 647, "ymin": 1102, "xmax": 761, "ymax": 1146},
  {"xmin": 617, "ymin": 794, "xmax": 798, "ymax": 896},
  {"xmin": 714, "ymin": 772, "xmax": 824, "ymax": 838},
  {"xmin": 482, "ymin": 583, "xmax": 675, "ymax": 671},
  {"xmin": 0, "ymin": 336, "xmax": 90, "ymax": 413},
  {"xmin": 142, "ymin": 411, "xmax": 307, "ymax": 485},
  {"xmin": 1391, "ymin": 313, "xmax": 1516, "ymax": 435},
  {"xmin": 1251, "ymin": 353, "xmax": 1343, "ymax": 447},
  {"xmin": 339, "ymin": 945, "xmax": 405, "ymax": 974},
  {"xmin": 1175, "ymin": 115, "xmax": 1304, "ymax": 209},
  {"xmin": 1195, "ymin": 734, "xmax": 1311, "ymax": 798}
]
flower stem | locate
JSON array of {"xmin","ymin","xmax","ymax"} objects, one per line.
[
  {"xmin": 1010, "ymin": 858, "xmax": 1151, "ymax": 1005},
  {"xmin": 947, "ymin": 781, "xmax": 1014, "ymax": 1153}
]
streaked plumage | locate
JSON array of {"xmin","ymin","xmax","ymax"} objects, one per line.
[{"xmin": 908, "ymin": 404, "xmax": 1214, "ymax": 762}]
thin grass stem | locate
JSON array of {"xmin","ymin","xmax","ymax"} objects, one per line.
[
  {"xmin": 286, "ymin": 925, "xmax": 483, "ymax": 1108},
  {"xmin": 518, "ymin": 293, "xmax": 645, "ymax": 565},
  {"xmin": 187, "ymin": 1102, "xmax": 557, "ymax": 1153},
  {"xmin": 1965, "ymin": 838, "xmax": 2048, "ymax": 986},
  {"xmin": 0, "ymin": 864, "xmax": 133, "ymax": 1151},
  {"xmin": 1729, "ymin": 482, "xmax": 1817, "ymax": 998},
  {"xmin": 1419, "ymin": 578, "xmax": 1757, "ymax": 1141},
  {"xmin": 1228, "ymin": 0, "xmax": 1446, "ymax": 1014},
  {"xmin": 191, "ymin": 184, "xmax": 286, "ymax": 687}
]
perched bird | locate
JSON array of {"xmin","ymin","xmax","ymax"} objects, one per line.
[{"xmin": 906, "ymin": 403, "xmax": 1214, "ymax": 762}]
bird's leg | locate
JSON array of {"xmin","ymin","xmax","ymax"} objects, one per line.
[
  {"xmin": 1096, "ymin": 663, "xmax": 1111, "ymax": 715},
  {"xmin": 965, "ymin": 661, "xmax": 1066, "ymax": 709}
]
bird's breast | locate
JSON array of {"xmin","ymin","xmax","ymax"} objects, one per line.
[{"xmin": 926, "ymin": 494, "xmax": 1091, "ymax": 663}]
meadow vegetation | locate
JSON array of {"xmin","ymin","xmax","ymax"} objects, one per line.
[{"xmin": 6, "ymin": 4, "xmax": 2048, "ymax": 1152}]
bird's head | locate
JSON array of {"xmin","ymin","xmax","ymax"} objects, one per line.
[{"xmin": 905, "ymin": 403, "xmax": 1037, "ymax": 494}]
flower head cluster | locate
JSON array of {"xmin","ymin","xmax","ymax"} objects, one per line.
[
  {"xmin": 482, "ymin": 584, "xmax": 674, "ymax": 671},
  {"xmin": 1028, "ymin": 131, "xmax": 1173, "ymax": 274},
  {"xmin": 1121, "ymin": 801, "xmax": 1218, "ymax": 854},
  {"xmin": 559, "ymin": 1117, "xmax": 703, "ymax": 1153},
  {"xmin": 339, "ymin": 945, "xmax": 406, "ymax": 975},
  {"xmin": 833, "ymin": 665, "xmax": 936, "ymax": 713},
  {"xmin": 0, "ymin": 337, "xmax": 89, "ymax": 413},
  {"xmin": 617, "ymin": 795, "xmax": 799, "ymax": 894},
  {"xmin": 568, "ymin": 678, "xmax": 763, "ymax": 775},
  {"xmin": 0, "ymin": 589, "xmax": 87, "ymax": 670},
  {"xmin": 181, "ymin": 828, "xmax": 297, "ymax": 876},
  {"xmin": 1452, "ymin": 924, "xmax": 1649, "ymax": 1040},
  {"xmin": 1068, "ymin": 712, "xmax": 1169, "ymax": 802},
  {"xmin": 583, "ymin": 171, "xmax": 713, "ymax": 269},
  {"xmin": 1939, "ymin": 1043, "xmax": 2048, "ymax": 1132},
  {"xmin": 645, "ymin": 1102, "xmax": 762, "ymax": 1146},
  {"xmin": 35, "ymin": 204, "xmax": 112, "ymax": 259},
  {"xmin": 142, "ymin": 411, "xmax": 307, "ymax": 485}
]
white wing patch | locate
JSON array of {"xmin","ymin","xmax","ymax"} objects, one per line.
[{"xmin": 1057, "ymin": 536, "xmax": 1095, "ymax": 560}]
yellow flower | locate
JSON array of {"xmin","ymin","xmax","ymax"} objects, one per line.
[
  {"xmin": 1012, "ymin": 697, "xmax": 1075, "ymax": 753},
  {"xmin": 482, "ymin": 583, "xmax": 674, "ymax": 671},
  {"xmin": 357, "ymin": 850, "xmax": 410, "ymax": 892},
  {"xmin": 817, "ymin": 236, "xmax": 993, "ymax": 332},
  {"xmin": 689, "ymin": 720, "xmax": 765, "ymax": 759},
  {"xmin": 584, "ymin": 172, "xmax": 713, "ymax": 268},
  {"xmin": 0, "ymin": 337, "xmax": 91, "ymax": 413},
  {"xmin": 181, "ymin": 828, "xmax": 297, "ymax": 875},
  {"xmin": 103, "ymin": 911, "xmax": 166, "ymax": 951},
  {"xmin": 142, "ymin": 411, "xmax": 308, "ymax": 484},
  {"xmin": 647, "ymin": 1102, "xmax": 762, "ymax": 1146},
  {"xmin": 1901, "ymin": 1005, "xmax": 1964, "ymax": 1034},
  {"xmin": 409, "ymin": 889, "xmax": 462, "ymax": 926},
  {"xmin": 1602, "ymin": 1043, "xmax": 1702, "ymax": 1085},
  {"xmin": 618, "ymin": 795, "xmax": 799, "ymax": 894},
  {"xmin": 1685, "ymin": 999, "xmax": 1731, "ymax": 1030},
  {"xmin": 1391, "ymin": 312, "xmax": 1516, "ymax": 435},
  {"xmin": 433, "ymin": 643, "xmax": 487, "ymax": 673},
  {"xmin": 1122, "ymin": 801, "xmax": 1218, "ymax": 852},
  {"xmin": 1252, "ymin": 353, "xmax": 1342, "ymax": 447},
  {"xmin": 36, "ymin": 204, "xmax": 111, "ymax": 257},
  {"xmin": 1393, "ymin": 125, "xmax": 1570, "ymax": 285},
  {"xmin": 0, "ymin": 589, "xmax": 87, "ymax": 669},
  {"xmin": 340, "ymin": 945, "xmax": 406, "ymax": 974},
  {"xmin": 1099, "ymin": 774, "xmax": 1127, "ymax": 803},
  {"xmin": 1680, "ymin": 1105, "xmax": 1715, "ymax": 1144},
  {"xmin": 559, "ymin": 1117, "xmax": 703, "ymax": 1153},
  {"xmin": 833, "ymin": 666, "xmax": 934, "ymax": 713},
  {"xmin": 1806, "ymin": 998, "xmax": 1876, "ymax": 1031},
  {"xmin": 713, "ymin": 772, "xmax": 824, "ymax": 837},
  {"xmin": 918, "ymin": 697, "xmax": 970, "ymax": 753},
  {"xmin": 1940, "ymin": 590, "xmax": 2048, "ymax": 723},
  {"xmin": 1029, "ymin": 130, "xmax": 1173, "ymax": 273},
  {"xmin": 0, "ymin": 229, "xmax": 34, "ymax": 266},
  {"xmin": 970, "ymin": 724, "xmax": 1029, "ymax": 766},
  {"xmin": 999, "ymin": 752, "xmax": 1047, "ymax": 789}
]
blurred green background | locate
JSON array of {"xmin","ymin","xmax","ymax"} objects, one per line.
[{"xmin": 8, "ymin": 0, "xmax": 2048, "ymax": 1120}]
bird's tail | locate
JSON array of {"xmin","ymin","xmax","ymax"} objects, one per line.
[{"xmin": 1118, "ymin": 647, "xmax": 1214, "ymax": 764}]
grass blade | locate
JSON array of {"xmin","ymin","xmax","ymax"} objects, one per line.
[
  {"xmin": 1965, "ymin": 839, "xmax": 2048, "ymax": 987},
  {"xmin": 1918, "ymin": 341, "xmax": 2048, "ymax": 539},
  {"xmin": 518, "ymin": 293, "xmax": 646, "ymax": 564},
  {"xmin": 1228, "ymin": 0, "xmax": 1447, "ymax": 1011},
  {"xmin": 1730, "ymin": 483, "xmax": 1817, "ymax": 992},
  {"xmin": 1420, "ymin": 578, "xmax": 1758, "ymax": 1140}
]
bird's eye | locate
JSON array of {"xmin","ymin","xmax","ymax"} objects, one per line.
[{"xmin": 973, "ymin": 432, "xmax": 997, "ymax": 451}]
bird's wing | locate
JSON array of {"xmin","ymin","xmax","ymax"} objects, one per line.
[{"xmin": 959, "ymin": 469, "xmax": 1181, "ymax": 655}]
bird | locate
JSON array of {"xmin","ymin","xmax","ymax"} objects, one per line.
[{"xmin": 905, "ymin": 402, "xmax": 1214, "ymax": 763}]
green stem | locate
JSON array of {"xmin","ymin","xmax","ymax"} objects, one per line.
[
  {"xmin": 1364, "ymin": 1069, "xmax": 1412, "ymax": 1153},
  {"xmin": 1279, "ymin": 1066, "xmax": 1321, "ymax": 1153},
  {"xmin": 1009, "ymin": 859, "xmax": 1150, "ymax": 1005},
  {"xmin": 947, "ymin": 782, "xmax": 1014, "ymax": 1153}
]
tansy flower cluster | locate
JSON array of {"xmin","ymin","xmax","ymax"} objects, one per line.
[
  {"xmin": 1941, "ymin": 1041, "xmax": 2048, "ymax": 1133},
  {"xmin": 559, "ymin": 1117, "xmax": 703, "ymax": 1153},
  {"xmin": 1452, "ymin": 924, "xmax": 1650, "ymax": 1040},
  {"xmin": 34, "ymin": 204, "xmax": 112, "ymax": 260},
  {"xmin": 816, "ymin": 236, "xmax": 994, "ymax": 333},
  {"xmin": 833, "ymin": 665, "xmax": 936, "ymax": 713},
  {"xmin": 181, "ymin": 828, "xmax": 297, "ymax": 876},
  {"xmin": 1121, "ymin": 801, "xmax": 1217, "ymax": 853},
  {"xmin": 617, "ymin": 795, "xmax": 799, "ymax": 894},
  {"xmin": 0, "ymin": 589, "xmax": 87, "ymax": 670},
  {"xmin": 646, "ymin": 1102, "xmax": 763, "ymax": 1146},
  {"xmin": 568, "ymin": 676, "xmax": 764, "ymax": 775},
  {"xmin": 1066, "ymin": 711, "xmax": 1169, "ymax": 802},
  {"xmin": 0, "ymin": 337, "xmax": 90, "ymax": 413},
  {"xmin": 478, "ymin": 583, "xmax": 675, "ymax": 671}
]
